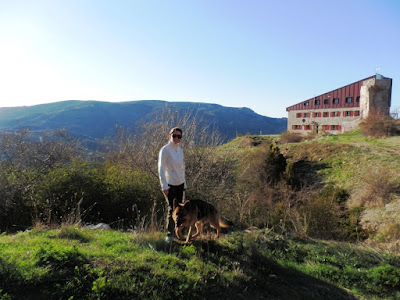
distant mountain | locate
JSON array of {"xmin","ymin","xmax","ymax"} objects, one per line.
[{"xmin": 0, "ymin": 100, "xmax": 287, "ymax": 143}]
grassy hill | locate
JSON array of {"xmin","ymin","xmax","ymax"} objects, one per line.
[{"xmin": 1, "ymin": 130, "xmax": 399, "ymax": 299}]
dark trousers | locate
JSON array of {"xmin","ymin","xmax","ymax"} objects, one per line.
[{"xmin": 165, "ymin": 183, "xmax": 185, "ymax": 236}]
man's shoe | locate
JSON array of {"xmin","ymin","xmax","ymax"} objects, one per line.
[{"xmin": 165, "ymin": 234, "xmax": 172, "ymax": 243}]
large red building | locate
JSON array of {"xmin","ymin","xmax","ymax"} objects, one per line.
[{"xmin": 286, "ymin": 74, "xmax": 392, "ymax": 134}]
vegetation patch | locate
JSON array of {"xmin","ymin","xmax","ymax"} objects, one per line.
[{"xmin": 1, "ymin": 228, "xmax": 400, "ymax": 299}]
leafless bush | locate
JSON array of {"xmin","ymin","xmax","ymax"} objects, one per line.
[
  {"xmin": 0, "ymin": 129, "xmax": 82, "ymax": 172},
  {"xmin": 107, "ymin": 107, "xmax": 224, "ymax": 179},
  {"xmin": 360, "ymin": 109, "xmax": 399, "ymax": 138},
  {"xmin": 298, "ymin": 185, "xmax": 355, "ymax": 240},
  {"xmin": 278, "ymin": 131, "xmax": 305, "ymax": 144},
  {"xmin": 221, "ymin": 143, "xmax": 292, "ymax": 228}
]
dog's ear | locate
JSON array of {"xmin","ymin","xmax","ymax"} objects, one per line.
[{"xmin": 173, "ymin": 198, "xmax": 177, "ymax": 209}]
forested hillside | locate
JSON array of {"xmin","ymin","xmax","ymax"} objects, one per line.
[{"xmin": 0, "ymin": 100, "xmax": 287, "ymax": 144}]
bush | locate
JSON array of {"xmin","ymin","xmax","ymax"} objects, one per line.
[
  {"xmin": 278, "ymin": 131, "xmax": 304, "ymax": 144},
  {"xmin": 32, "ymin": 160, "xmax": 157, "ymax": 229},
  {"xmin": 359, "ymin": 109, "xmax": 400, "ymax": 138},
  {"xmin": 299, "ymin": 185, "xmax": 366, "ymax": 240},
  {"xmin": 261, "ymin": 144, "xmax": 287, "ymax": 187}
]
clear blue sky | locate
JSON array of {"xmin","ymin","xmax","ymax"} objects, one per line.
[{"xmin": 0, "ymin": 0, "xmax": 399, "ymax": 118}]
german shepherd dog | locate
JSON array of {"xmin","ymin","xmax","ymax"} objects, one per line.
[{"xmin": 172, "ymin": 199, "xmax": 233, "ymax": 243}]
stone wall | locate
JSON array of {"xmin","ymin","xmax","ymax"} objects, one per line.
[{"xmin": 360, "ymin": 76, "xmax": 392, "ymax": 118}]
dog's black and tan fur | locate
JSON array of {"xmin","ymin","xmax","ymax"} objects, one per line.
[{"xmin": 172, "ymin": 199, "xmax": 233, "ymax": 243}]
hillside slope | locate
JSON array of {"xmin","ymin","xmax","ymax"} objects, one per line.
[
  {"xmin": 279, "ymin": 131, "xmax": 400, "ymax": 245},
  {"xmin": 0, "ymin": 100, "xmax": 287, "ymax": 142}
]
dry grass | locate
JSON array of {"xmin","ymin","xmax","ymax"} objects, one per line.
[
  {"xmin": 278, "ymin": 131, "xmax": 305, "ymax": 144},
  {"xmin": 356, "ymin": 166, "xmax": 398, "ymax": 207}
]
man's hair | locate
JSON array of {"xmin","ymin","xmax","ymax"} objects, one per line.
[{"xmin": 169, "ymin": 127, "xmax": 182, "ymax": 135}]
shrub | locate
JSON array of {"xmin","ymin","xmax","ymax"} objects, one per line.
[
  {"xmin": 359, "ymin": 109, "xmax": 399, "ymax": 138},
  {"xmin": 32, "ymin": 160, "xmax": 156, "ymax": 229},
  {"xmin": 261, "ymin": 144, "xmax": 287, "ymax": 187},
  {"xmin": 278, "ymin": 131, "xmax": 304, "ymax": 144},
  {"xmin": 299, "ymin": 185, "xmax": 366, "ymax": 240}
]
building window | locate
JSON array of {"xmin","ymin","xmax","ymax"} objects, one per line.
[
  {"xmin": 354, "ymin": 111, "xmax": 360, "ymax": 116},
  {"xmin": 304, "ymin": 125, "xmax": 311, "ymax": 130},
  {"xmin": 296, "ymin": 113, "xmax": 302, "ymax": 118},
  {"xmin": 303, "ymin": 112, "xmax": 309, "ymax": 118},
  {"xmin": 331, "ymin": 111, "xmax": 340, "ymax": 117},
  {"xmin": 314, "ymin": 99, "xmax": 320, "ymax": 105},
  {"xmin": 324, "ymin": 98, "xmax": 329, "ymax": 105},
  {"xmin": 356, "ymin": 96, "xmax": 360, "ymax": 103},
  {"xmin": 304, "ymin": 101, "xmax": 309, "ymax": 107},
  {"xmin": 345, "ymin": 97, "xmax": 352, "ymax": 104},
  {"xmin": 313, "ymin": 112, "xmax": 321, "ymax": 117},
  {"xmin": 345, "ymin": 111, "xmax": 352, "ymax": 117},
  {"xmin": 323, "ymin": 112, "xmax": 329, "ymax": 117},
  {"xmin": 293, "ymin": 125, "xmax": 301, "ymax": 130},
  {"xmin": 331, "ymin": 125, "xmax": 338, "ymax": 130},
  {"xmin": 333, "ymin": 98, "xmax": 340, "ymax": 104}
]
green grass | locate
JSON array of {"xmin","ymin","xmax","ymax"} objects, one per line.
[
  {"xmin": 1, "ymin": 227, "xmax": 400, "ymax": 299},
  {"xmin": 281, "ymin": 131, "xmax": 400, "ymax": 188}
]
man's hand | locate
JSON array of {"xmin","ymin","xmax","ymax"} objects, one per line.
[{"xmin": 163, "ymin": 189, "xmax": 169, "ymax": 196}]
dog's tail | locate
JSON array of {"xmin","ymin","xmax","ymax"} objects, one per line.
[{"xmin": 219, "ymin": 216, "xmax": 233, "ymax": 228}]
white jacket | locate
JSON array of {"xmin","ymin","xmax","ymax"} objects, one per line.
[{"xmin": 158, "ymin": 141, "xmax": 186, "ymax": 191}]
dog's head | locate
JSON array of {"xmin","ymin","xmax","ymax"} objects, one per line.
[{"xmin": 172, "ymin": 199, "xmax": 190, "ymax": 228}]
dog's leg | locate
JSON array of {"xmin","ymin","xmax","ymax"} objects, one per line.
[
  {"xmin": 210, "ymin": 218, "xmax": 221, "ymax": 239},
  {"xmin": 211, "ymin": 220, "xmax": 221, "ymax": 239},
  {"xmin": 191, "ymin": 222, "xmax": 202, "ymax": 239},
  {"xmin": 215, "ymin": 226, "xmax": 221, "ymax": 239},
  {"xmin": 175, "ymin": 226, "xmax": 184, "ymax": 240},
  {"xmin": 185, "ymin": 225, "xmax": 195, "ymax": 243}
]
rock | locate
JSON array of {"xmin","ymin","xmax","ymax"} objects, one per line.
[{"xmin": 85, "ymin": 223, "xmax": 111, "ymax": 230}]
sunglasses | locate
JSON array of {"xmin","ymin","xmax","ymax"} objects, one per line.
[{"xmin": 172, "ymin": 134, "xmax": 182, "ymax": 139}]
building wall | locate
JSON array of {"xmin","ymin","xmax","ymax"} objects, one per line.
[
  {"xmin": 360, "ymin": 76, "xmax": 392, "ymax": 118},
  {"xmin": 286, "ymin": 74, "xmax": 392, "ymax": 134},
  {"xmin": 287, "ymin": 107, "xmax": 361, "ymax": 134}
]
